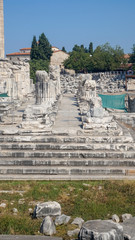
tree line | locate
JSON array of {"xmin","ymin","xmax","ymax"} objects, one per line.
[
  {"xmin": 64, "ymin": 42, "xmax": 126, "ymax": 73},
  {"xmin": 30, "ymin": 33, "xmax": 135, "ymax": 82},
  {"xmin": 64, "ymin": 42, "xmax": 135, "ymax": 73}
]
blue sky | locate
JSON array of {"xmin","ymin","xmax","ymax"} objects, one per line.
[{"xmin": 4, "ymin": 0, "xmax": 135, "ymax": 55}]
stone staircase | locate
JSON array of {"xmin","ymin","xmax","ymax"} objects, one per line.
[
  {"xmin": 0, "ymin": 93, "xmax": 135, "ymax": 180},
  {"xmin": 0, "ymin": 126, "xmax": 135, "ymax": 180}
]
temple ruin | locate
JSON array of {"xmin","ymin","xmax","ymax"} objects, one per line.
[{"xmin": 0, "ymin": 0, "xmax": 135, "ymax": 180}]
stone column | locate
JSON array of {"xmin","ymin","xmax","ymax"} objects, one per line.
[
  {"xmin": 0, "ymin": 0, "xmax": 4, "ymax": 58},
  {"xmin": 35, "ymin": 71, "xmax": 49, "ymax": 104}
]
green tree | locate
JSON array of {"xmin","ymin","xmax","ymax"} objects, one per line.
[
  {"xmin": 72, "ymin": 44, "xmax": 81, "ymax": 52},
  {"xmin": 92, "ymin": 43, "xmax": 124, "ymax": 72},
  {"xmin": 64, "ymin": 42, "xmax": 124, "ymax": 73},
  {"xmin": 89, "ymin": 42, "xmax": 93, "ymax": 55},
  {"xmin": 38, "ymin": 33, "xmax": 52, "ymax": 60},
  {"xmin": 30, "ymin": 33, "xmax": 52, "ymax": 82},
  {"xmin": 72, "ymin": 44, "xmax": 88, "ymax": 53},
  {"xmin": 30, "ymin": 36, "xmax": 38, "ymax": 60},
  {"xmin": 62, "ymin": 46, "xmax": 67, "ymax": 52},
  {"xmin": 129, "ymin": 44, "xmax": 135, "ymax": 73},
  {"xmin": 130, "ymin": 44, "xmax": 135, "ymax": 63},
  {"xmin": 64, "ymin": 51, "xmax": 92, "ymax": 73},
  {"xmin": 92, "ymin": 46, "xmax": 106, "ymax": 71},
  {"xmin": 30, "ymin": 59, "xmax": 49, "ymax": 83}
]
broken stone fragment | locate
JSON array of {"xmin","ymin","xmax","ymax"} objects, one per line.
[
  {"xmin": 33, "ymin": 201, "xmax": 61, "ymax": 218},
  {"xmin": 111, "ymin": 214, "xmax": 120, "ymax": 223},
  {"xmin": 120, "ymin": 216, "xmax": 135, "ymax": 240},
  {"xmin": 12, "ymin": 208, "xmax": 18, "ymax": 215},
  {"xmin": 67, "ymin": 228, "xmax": 80, "ymax": 237},
  {"xmin": 55, "ymin": 214, "xmax": 71, "ymax": 225},
  {"xmin": 0, "ymin": 203, "xmax": 6, "ymax": 208},
  {"xmin": 40, "ymin": 216, "xmax": 56, "ymax": 236},
  {"xmin": 71, "ymin": 217, "xmax": 84, "ymax": 228},
  {"xmin": 121, "ymin": 213, "xmax": 133, "ymax": 222},
  {"xmin": 78, "ymin": 220, "xmax": 123, "ymax": 240}
]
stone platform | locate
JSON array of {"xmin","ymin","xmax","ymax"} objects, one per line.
[
  {"xmin": 0, "ymin": 94, "xmax": 135, "ymax": 180},
  {"xmin": 0, "ymin": 235, "xmax": 62, "ymax": 240}
]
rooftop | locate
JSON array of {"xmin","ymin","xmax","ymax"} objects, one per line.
[
  {"xmin": 6, "ymin": 52, "xmax": 30, "ymax": 56},
  {"xmin": 20, "ymin": 48, "xmax": 31, "ymax": 50}
]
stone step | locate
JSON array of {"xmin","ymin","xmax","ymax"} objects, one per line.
[
  {"xmin": 0, "ymin": 143, "xmax": 135, "ymax": 151},
  {"xmin": 0, "ymin": 165, "xmax": 132, "ymax": 176},
  {"xmin": 0, "ymin": 158, "xmax": 135, "ymax": 167},
  {"xmin": 2, "ymin": 115, "xmax": 22, "ymax": 123},
  {"xmin": 0, "ymin": 235, "xmax": 62, "ymax": 240},
  {"xmin": 0, "ymin": 173, "xmax": 135, "ymax": 180},
  {"xmin": 0, "ymin": 135, "xmax": 133, "ymax": 143},
  {"xmin": 21, "ymin": 130, "xmax": 123, "ymax": 136},
  {"xmin": 0, "ymin": 151, "xmax": 135, "ymax": 158}
]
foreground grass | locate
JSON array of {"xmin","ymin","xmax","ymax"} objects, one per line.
[{"xmin": 0, "ymin": 180, "xmax": 135, "ymax": 239}]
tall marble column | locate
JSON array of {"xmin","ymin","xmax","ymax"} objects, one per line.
[{"xmin": 0, "ymin": 0, "xmax": 4, "ymax": 58}]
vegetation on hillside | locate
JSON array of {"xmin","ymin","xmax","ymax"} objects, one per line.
[
  {"xmin": 0, "ymin": 180, "xmax": 135, "ymax": 239},
  {"xmin": 30, "ymin": 33, "xmax": 52, "ymax": 83}
]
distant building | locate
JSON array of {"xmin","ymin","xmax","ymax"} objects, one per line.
[
  {"xmin": 120, "ymin": 54, "xmax": 133, "ymax": 72},
  {"xmin": 50, "ymin": 49, "xmax": 69, "ymax": 68},
  {"xmin": 20, "ymin": 48, "xmax": 31, "ymax": 53},
  {"xmin": 51, "ymin": 46, "xmax": 60, "ymax": 52},
  {"xmin": 6, "ymin": 48, "xmax": 31, "ymax": 61},
  {"xmin": 124, "ymin": 54, "xmax": 131, "ymax": 60},
  {"xmin": 6, "ymin": 46, "xmax": 69, "ymax": 68}
]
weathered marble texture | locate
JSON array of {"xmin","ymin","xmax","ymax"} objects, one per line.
[{"xmin": 0, "ymin": 59, "xmax": 31, "ymax": 100}]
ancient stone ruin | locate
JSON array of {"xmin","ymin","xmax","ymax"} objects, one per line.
[
  {"xmin": 0, "ymin": 59, "xmax": 32, "ymax": 100},
  {"xmin": 0, "ymin": 56, "xmax": 135, "ymax": 180},
  {"xmin": 77, "ymin": 74, "xmax": 117, "ymax": 131},
  {"xmin": 22, "ymin": 66, "xmax": 61, "ymax": 129},
  {"xmin": 0, "ymin": 0, "xmax": 135, "ymax": 182},
  {"xmin": 30, "ymin": 200, "xmax": 135, "ymax": 239}
]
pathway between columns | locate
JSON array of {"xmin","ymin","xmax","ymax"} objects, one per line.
[{"xmin": 53, "ymin": 94, "xmax": 82, "ymax": 134}]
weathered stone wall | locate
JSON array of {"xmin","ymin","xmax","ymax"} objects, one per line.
[
  {"xmin": 0, "ymin": 59, "xmax": 31, "ymax": 100},
  {"xmin": 112, "ymin": 112, "xmax": 135, "ymax": 127},
  {"xmin": 60, "ymin": 74, "xmax": 80, "ymax": 94},
  {"xmin": 50, "ymin": 51, "xmax": 69, "ymax": 68},
  {"xmin": 92, "ymin": 72, "xmax": 126, "ymax": 93},
  {"xmin": 60, "ymin": 72, "xmax": 126, "ymax": 94},
  {"xmin": 127, "ymin": 78, "xmax": 135, "ymax": 91},
  {"xmin": 6, "ymin": 55, "xmax": 30, "ymax": 61}
]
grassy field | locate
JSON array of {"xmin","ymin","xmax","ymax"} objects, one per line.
[{"xmin": 0, "ymin": 180, "xmax": 135, "ymax": 239}]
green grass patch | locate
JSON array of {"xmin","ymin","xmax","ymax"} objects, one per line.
[{"xmin": 0, "ymin": 180, "xmax": 135, "ymax": 239}]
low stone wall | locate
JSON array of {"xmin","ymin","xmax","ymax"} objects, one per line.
[
  {"xmin": 112, "ymin": 112, "xmax": 135, "ymax": 127},
  {"xmin": 92, "ymin": 72, "xmax": 126, "ymax": 93},
  {"xmin": 60, "ymin": 72, "xmax": 126, "ymax": 94},
  {"xmin": 0, "ymin": 59, "xmax": 32, "ymax": 101},
  {"xmin": 60, "ymin": 74, "xmax": 80, "ymax": 94}
]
